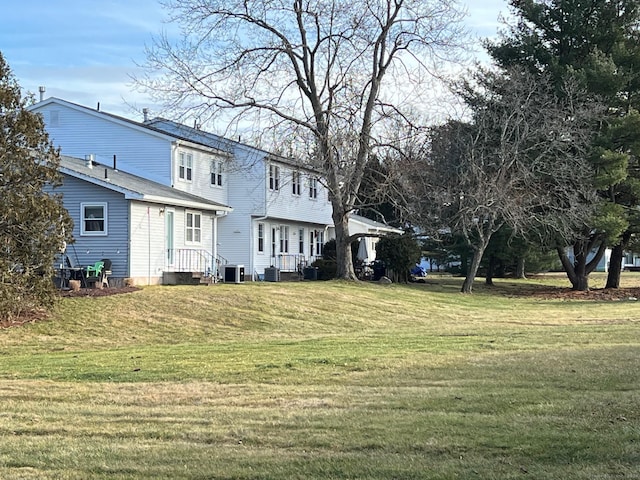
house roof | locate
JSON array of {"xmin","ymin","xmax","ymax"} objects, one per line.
[
  {"xmin": 59, "ymin": 155, "xmax": 232, "ymax": 213},
  {"xmin": 350, "ymin": 214, "xmax": 403, "ymax": 234},
  {"xmin": 30, "ymin": 97, "xmax": 229, "ymax": 156},
  {"xmin": 146, "ymin": 118, "xmax": 315, "ymax": 171}
]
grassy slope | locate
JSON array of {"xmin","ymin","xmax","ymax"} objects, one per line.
[{"xmin": 0, "ymin": 275, "xmax": 638, "ymax": 479}]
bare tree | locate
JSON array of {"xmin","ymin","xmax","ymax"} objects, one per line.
[
  {"xmin": 409, "ymin": 68, "xmax": 599, "ymax": 293},
  {"xmin": 138, "ymin": 0, "xmax": 466, "ymax": 279}
]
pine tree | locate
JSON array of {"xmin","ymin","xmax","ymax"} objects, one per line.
[
  {"xmin": 0, "ymin": 52, "xmax": 72, "ymax": 320},
  {"xmin": 487, "ymin": 0, "xmax": 640, "ymax": 290}
]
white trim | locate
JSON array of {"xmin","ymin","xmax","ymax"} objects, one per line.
[{"xmin": 80, "ymin": 202, "xmax": 108, "ymax": 236}]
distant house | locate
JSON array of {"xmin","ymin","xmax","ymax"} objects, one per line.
[
  {"xmin": 56, "ymin": 155, "xmax": 231, "ymax": 286},
  {"xmin": 345, "ymin": 214, "xmax": 404, "ymax": 265}
]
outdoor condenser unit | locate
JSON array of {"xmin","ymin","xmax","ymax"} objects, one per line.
[
  {"xmin": 224, "ymin": 264, "xmax": 245, "ymax": 283},
  {"xmin": 264, "ymin": 267, "xmax": 280, "ymax": 282}
]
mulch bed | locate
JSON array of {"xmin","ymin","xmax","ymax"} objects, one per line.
[{"xmin": 504, "ymin": 285, "xmax": 640, "ymax": 301}]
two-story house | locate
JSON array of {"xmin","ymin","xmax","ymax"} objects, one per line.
[
  {"xmin": 142, "ymin": 118, "xmax": 334, "ymax": 279},
  {"xmin": 31, "ymin": 97, "xmax": 334, "ymax": 283}
]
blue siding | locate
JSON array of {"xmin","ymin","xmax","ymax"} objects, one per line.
[{"xmin": 60, "ymin": 175, "xmax": 130, "ymax": 278}]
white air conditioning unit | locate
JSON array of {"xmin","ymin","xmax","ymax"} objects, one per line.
[{"xmin": 224, "ymin": 264, "xmax": 245, "ymax": 283}]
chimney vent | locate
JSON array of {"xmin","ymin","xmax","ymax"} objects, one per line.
[
  {"xmin": 85, "ymin": 154, "xmax": 94, "ymax": 168},
  {"xmin": 143, "ymin": 108, "xmax": 149, "ymax": 122},
  {"xmin": 38, "ymin": 86, "xmax": 46, "ymax": 102}
]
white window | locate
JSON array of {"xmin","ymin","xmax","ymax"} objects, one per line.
[
  {"xmin": 185, "ymin": 211, "xmax": 201, "ymax": 243},
  {"xmin": 299, "ymin": 228, "xmax": 304, "ymax": 254},
  {"xmin": 280, "ymin": 226, "xmax": 289, "ymax": 253},
  {"xmin": 81, "ymin": 203, "xmax": 107, "ymax": 236},
  {"xmin": 315, "ymin": 230, "xmax": 324, "ymax": 255},
  {"xmin": 292, "ymin": 171, "xmax": 301, "ymax": 195},
  {"xmin": 269, "ymin": 164, "xmax": 280, "ymax": 191},
  {"xmin": 258, "ymin": 223, "xmax": 265, "ymax": 253},
  {"xmin": 179, "ymin": 152, "xmax": 193, "ymax": 181},
  {"xmin": 309, "ymin": 176, "xmax": 318, "ymax": 199},
  {"xmin": 271, "ymin": 226, "xmax": 277, "ymax": 257},
  {"xmin": 210, "ymin": 159, "xmax": 223, "ymax": 187}
]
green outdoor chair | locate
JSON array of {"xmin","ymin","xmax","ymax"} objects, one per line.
[{"xmin": 85, "ymin": 261, "xmax": 104, "ymax": 278}]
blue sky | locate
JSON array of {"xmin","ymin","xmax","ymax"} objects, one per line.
[{"xmin": 1, "ymin": 0, "xmax": 511, "ymax": 118}]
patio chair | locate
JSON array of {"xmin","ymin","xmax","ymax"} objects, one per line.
[
  {"xmin": 84, "ymin": 261, "xmax": 105, "ymax": 288},
  {"xmin": 99, "ymin": 259, "xmax": 112, "ymax": 288}
]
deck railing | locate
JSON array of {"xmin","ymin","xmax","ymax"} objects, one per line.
[
  {"xmin": 166, "ymin": 249, "xmax": 228, "ymax": 277},
  {"xmin": 271, "ymin": 254, "xmax": 322, "ymax": 272}
]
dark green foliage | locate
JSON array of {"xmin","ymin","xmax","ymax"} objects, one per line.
[
  {"xmin": 310, "ymin": 258, "xmax": 337, "ymax": 280},
  {"xmin": 487, "ymin": 0, "xmax": 640, "ymax": 290},
  {"xmin": 0, "ymin": 52, "xmax": 72, "ymax": 320},
  {"xmin": 375, "ymin": 233, "xmax": 421, "ymax": 283}
]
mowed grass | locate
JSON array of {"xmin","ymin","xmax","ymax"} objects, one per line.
[{"xmin": 0, "ymin": 274, "xmax": 638, "ymax": 479}]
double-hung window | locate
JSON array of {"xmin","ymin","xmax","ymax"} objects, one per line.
[
  {"xmin": 210, "ymin": 159, "xmax": 223, "ymax": 187},
  {"xmin": 280, "ymin": 226, "xmax": 289, "ymax": 253},
  {"xmin": 292, "ymin": 171, "xmax": 301, "ymax": 196},
  {"xmin": 315, "ymin": 230, "xmax": 324, "ymax": 255},
  {"xmin": 81, "ymin": 203, "xmax": 107, "ymax": 236},
  {"xmin": 309, "ymin": 176, "xmax": 318, "ymax": 199},
  {"xmin": 257, "ymin": 223, "xmax": 265, "ymax": 253},
  {"xmin": 179, "ymin": 152, "xmax": 193, "ymax": 181},
  {"xmin": 186, "ymin": 211, "xmax": 201, "ymax": 243},
  {"xmin": 269, "ymin": 165, "xmax": 280, "ymax": 191},
  {"xmin": 298, "ymin": 228, "xmax": 304, "ymax": 254}
]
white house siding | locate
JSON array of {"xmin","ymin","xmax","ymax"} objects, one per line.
[
  {"xmin": 251, "ymin": 219, "xmax": 328, "ymax": 277},
  {"xmin": 265, "ymin": 164, "xmax": 333, "ymax": 225},
  {"xmin": 171, "ymin": 146, "xmax": 229, "ymax": 206},
  {"xmin": 33, "ymin": 102, "xmax": 173, "ymax": 185},
  {"xmin": 59, "ymin": 175, "xmax": 130, "ymax": 279},
  {"xmin": 129, "ymin": 201, "xmax": 219, "ymax": 284}
]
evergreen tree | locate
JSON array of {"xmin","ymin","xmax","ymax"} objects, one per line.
[
  {"xmin": 487, "ymin": 0, "xmax": 640, "ymax": 290},
  {"xmin": 0, "ymin": 52, "xmax": 72, "ymax": 320}
]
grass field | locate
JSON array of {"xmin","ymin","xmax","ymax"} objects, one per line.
[{"xmin": 0, "ymin": 274, "xmax": 638, "ymax": 479}]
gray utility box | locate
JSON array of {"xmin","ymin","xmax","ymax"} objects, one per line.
[
  {"xmin": 264, "ymin": 267, "xmax": 280, "ymax": 282},
  {"xmin": 224, "ymin": 265, "xmax": 245, "ymax": 283}
]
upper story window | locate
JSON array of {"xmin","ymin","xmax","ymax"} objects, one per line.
[
  {"xmin": 179, "ymin": 152, "xmax": 193, "ymax": 182},
  {"xmin": 309, "ymin": 176, "xmax": 318, "ymax": 199},
  {"xmin": 185, "ymin": 211, "xmax": 201, "ymax": 243},
  {"xmin": 81, "ymin": 203, "xmax": 107, "ymax": 236},
  {"xmin": 210, "ymin": 159, "xmax": 223, "ymax": 187},
  {"xmin": 292, "ymin": 171, "xmax": 301, "ymax": 196},
  {"xmin": 269, "ymin": 164, "xmax": 280, "ymax": 191}
]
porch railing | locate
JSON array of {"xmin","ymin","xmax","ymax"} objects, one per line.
[
  {"xmin": 272, "ymin": 254, "xmax": 322, "ymax": 272},
  {"xmin": 166, "ymin": 249, "xmax": 228, "ymax": 277}
]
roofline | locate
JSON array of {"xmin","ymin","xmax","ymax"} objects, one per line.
[
  {"xmin": 59, "ymin": 166, "xmax": 232, "ymax": 213},
  {"xmin": 30, "ymin": 97, "xmax": 229, "ymax": 156}
]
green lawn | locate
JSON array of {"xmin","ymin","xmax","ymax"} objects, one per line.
[{"xmin": 0, "ymin": 275, "xmax": 638, "ymax": 479}]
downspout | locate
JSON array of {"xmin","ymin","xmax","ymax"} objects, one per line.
[
  {"xmin": 213, "ymin": 213, "xmax": 219, "ymax": 278},
  {"xmin": 170, "ymin": 142, "xmax": 178, "ymax": 187},
  {"xmin": 147, "ymin": 206, "xmax": 151, "ymax": 285}
]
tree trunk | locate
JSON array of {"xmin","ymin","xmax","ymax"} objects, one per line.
[
  {"xmin": 485, "ymin": 255, "xmax": 495, "ymax": 286},
  {"xmin": 333, "ymin": 209, "xmax": 357, "ymax": 280},
  {"xmin": 461, "ymin": 240, "xmax": 490, "ymax": 293},
  {"xmin": 516, "ymin": 257, "xmax": 526, "ymax": 279},
  {"xmin": 556, "ymin": 238, "xmax": 607, "ymax": 291},
  {"xmin": 605, "ymin": 231, "xmax": 631, "ymax": 289}
]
